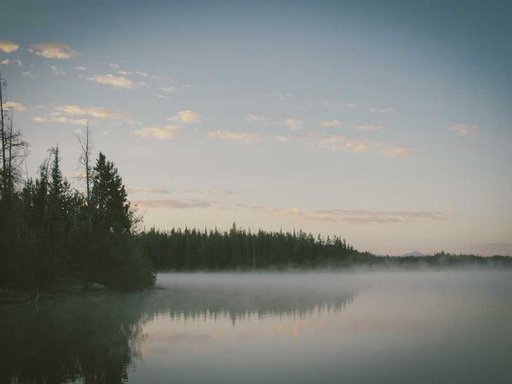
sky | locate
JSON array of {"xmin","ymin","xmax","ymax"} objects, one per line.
[{"xmin": 0, "ymin": 0, "xmax": 511, "ymax": 256}]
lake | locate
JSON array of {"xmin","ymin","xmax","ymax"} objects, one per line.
[{"xmin": 1, "ymin": 270, "xmax": 511, "ymax": 383}]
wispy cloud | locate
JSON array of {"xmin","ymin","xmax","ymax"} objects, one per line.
[
  {"xmin": 356, "ymin": 124, "xmax": 381, "ymax": 132},
  {"xmin": 320, "ymin": 100, "xmax": 356, "ymax": 110},
  {"xmin": 50, "ymin": 65, "xmax": 66, "ymax": 77},
  {"xmin": 208, "ymin": 130, "xmax": 264, "ymax": 143},
  {"xmin": 159, "ymin": 86, "xmax": 175, "ymax": 93},
  {"xmin": 242, "ymin": 205, "xmax": 447, "ymax": 225},
  {"xmin": 0, "ymin": 40, "xmax": 19, "ymax": 53},
  {"xmin": 87, "ymin": 74, "xmax": 133, "ymax": 89},
  {"xmin": 74, "ymin": 66, "xmax": 86, "ymax": 71},
  {"xmin": 21, "ymin": 71, "xmax": 36, "ymax": 78},
  {"xmin": 268, "ymin": 207, "xmax": 337, "ymax": 222},
  {"xmin": 186, "ymin": 188, "xmax": 238, "ymax": 196},
  {"xmin": 236, "ymin": 205, "xmax": 331, "ymax": 223},
  {"xmin": 245, "ymin": 114, "xmax": 267, "ymax": 123},
  {"xmin": 4, "ymin": 101, "xmax": 27, "ymax": 111},
  {"xmin": 168, "ymin": 110, "xmax": 200, "ymax": 124},
  {"xmin": 313, "ymin": 209, "xmax": 447, "ymax": 225},
  {"xmin": 133, "ymin": 198, "xmax": 215, "ymax": 209},
  {"xmin": 132, "ymin": 125, "xmax": 181, "ymax": 140},
  {"xmin": 297, "ymin": 133, "xmax": 412, "ymax": 157},
  {"xmin": 127, "ymin": 187, "xmax": 172, "ymax": 194},
  {"xmin": 266, "ymin": 92, "xmax": 292, "ymax": 101},
  {"xmin": 370, "ymin": 107, "xmax": 393, "ymax": 114},
  {"xmin": 1, "ymin": 58, "xmax": 22, "ymax": 67},
  {"xmin": 33, "ymin": 116, "xmax": 88, "ymax": 126},
  {"xmin": 380, "ymin": 145, "xmax": 412, "ymax": 158},
  {"xmin": 449, "ymin": 123, "xmax": 479, "ymax": 137},
  {"xmin": 297, "ymin": 133, "xmax": 368, "ymax": 154},
  {"xmin": 321, "ymin": 120, "xmax": 343, "ymax": 128},
  {"xmin": 284, "ymin": 118, "xmax": 304, "ymax": 131},
  {"xmin": 28, "ymin": 43, "xmax": 78, "ymax": 59},
  {"xmin": 55, "ymin": 105, "xmax": 133, "ymax": 123}
]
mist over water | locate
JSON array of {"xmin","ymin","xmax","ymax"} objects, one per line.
[{"xmin": 2, "ymin": 270, "xmax": 511, "ymax": 383}]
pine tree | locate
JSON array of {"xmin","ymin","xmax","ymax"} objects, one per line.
[
  {"xmin": 90, "ymin": 152, "xmax": 154, "ymax": 289},
  {"xmin": 91, "ymin": 152, "xmax": 132, "ymax": 233}
]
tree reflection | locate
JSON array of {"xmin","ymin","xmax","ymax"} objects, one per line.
[{"xmin": 1, "ymin": 278, "xmax": 355, "ymax": 383}]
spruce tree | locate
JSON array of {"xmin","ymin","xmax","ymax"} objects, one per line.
[{"xmin": 91, "ymin": 152, "xmax": 132, "ymax": 233}]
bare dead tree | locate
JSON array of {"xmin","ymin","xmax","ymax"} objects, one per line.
[
  {"xmin": 0, "ymin": 75, "xmax": 28, "ymax": 201},
  {"xmin": 77, "ymin": 122, "xmax": 93, "ymax": 204},
  {"xmin": 0, "ymin": 73, "xmax": 6, "ymax": 196},
  {"xmin": 76, "ymin": 123, "xmax": 93, "ymax": 283},
  {"xmin": 0, "ymin": 74, "xmax": 29, "ymax": 249}
]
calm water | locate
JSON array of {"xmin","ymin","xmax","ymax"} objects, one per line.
[{"xmin": 1, "ymin": 270, "xmax": 511, "ymax": 383}]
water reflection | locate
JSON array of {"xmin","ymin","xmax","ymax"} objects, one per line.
[
  {"xmin": 145, "ymin": 274, "xmax": 355, "ymax": 325},
  {"xmin": 0, "ymin": 273, "xmax": 355, "ymax": 384},
  {"xmin": 0, "ymin": 294, "xmax": 145, "ymax": 384}
]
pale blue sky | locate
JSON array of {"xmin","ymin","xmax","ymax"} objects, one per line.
[{"xmin": 1, "ymin": 0, "xmax": 511, "ymax": 255}]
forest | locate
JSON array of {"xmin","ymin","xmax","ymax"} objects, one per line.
[
  {"xmin": 0, "ymin": 75, "xmax": 154, "ymax": 290},
  {"xmin": 137, "ymin": 227, "xmax": 512, "ymax": 271},
  {"xmin": 1, "ymin": 75, "xmax": 511, "ymax": 291}
]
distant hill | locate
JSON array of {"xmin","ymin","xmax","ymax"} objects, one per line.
[{"xmin": 401, "ymin": 251, "xmax": 425, "ymax": 257}]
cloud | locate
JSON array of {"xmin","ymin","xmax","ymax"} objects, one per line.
[
  {"xmin": 74, "ymin": 66, "xmax": 86, "ymax": 71},
  {"xmin": 238, "ymin": 205, "xmax": 336, "ymax": 222},
  {"xmin": 449, "ymin": 123, "xmax": 479, "ymax": 137},
  {"xmin": 185, "ymin": 188, "xmax": 237, "ymax": 196},
  {"xmin": 127, "ymin": 187, "xmax": 172, "ymax": 194},
  {"xmin": 297, "ymin": 133, "xmax": 412, "ymax": 157},
  {"xmin": 4, "ymin": 101, "xmax": 27, "ymax": 111},
  {"xmin": 21, "ymin": 71, "xmax": 36, "ymax": 78},
  {"xmin": 356, "ymin": 124, "xmax": 381, "ymax": 132},
  {"xmin": 381, "ymin": 146, "xmax": 412, "ymax": 158},
  {"xmin": 50, "ymin": 65, "xmax": 66, "ymax": 76},
  {"xmin": 33, "ymin": 116, "xmax": 88, "ymax": 126},
  {"xmin": 55, "ymin": 105, "xmax": 134, "ymax": 123},
  {"xmin": 132, "ymin": 125, "xmax": 181, "ymax": 140},
  {"xmin": 346, "ymin": 103, "xmax": 356, "ymax": 109},
  {"xmin": 370, "ymin": 107, "xmax": 393, "ymax": 114},
  {"xmin": 133, "ymin": 198, "xmax": 215, "ymax": 209},
  {"xmin": 245, "ymin": 114, "xmax": 267, "ymax": 123},
  {"xmin": 109, "ymin": 63, "xmax": 120, "ymax": 69},
  {"xmin": 159, "ymin": 86, "xmax": 175, "ymax": 93},
  {"xmin": 266, "ymin": 92, "xmax": 292, "ymax": 100},
  {"xmin": 270, "ymin": 207, "xmax": 337, "ymax": 222},
  {"xmin": 28, "ymin": 43, "xmax": 78, "ymax": 59},
  {"xmin": 208, "ymin": 130, "xmax": 264, "ymax": 143},
  {"xmin": 321, "ymin": 120, "xmax": 343, "ymax": 128},
  {"xmin": 298, "ymin": 133, "xmax": 368, "ymax": 154},
  {"xmin": 0, "ymin": 58, "xmax": 21, "ymax": 66},
  {"xmin": 313, "ymin": 209, "xmax": 447, "ymax": 225},
  {"xmin": 276, "ymin": 135, "xmax": 291, "ymax": 143},
  {"xmin": 87, "ymin": 74, "xmax": 133, "ymax": 89},
  {"xmin": 344, "ymin": 142, "xmax": 369, "ymax": 153},
  {"xmin": 284, "ymin": 118, "xmax": 304, "ymax": 131},
  {"xmin": 0, "ymin": 40, "xmax": 19, "ymax": 53},
  {"xmin": 237, "ymin": 204, "xmax": 446, "ymax": 224},
  {"xmin": 168, "ymin": 110, "xmax": 200, "ymax": 124}
]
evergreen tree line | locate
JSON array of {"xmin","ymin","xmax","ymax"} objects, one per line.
[
  {"xmin": 136, "ymin": 226, "xmax": 512, "ymax": 271},
  {"xmin": 0, "ymin": 76, "xmax": 154, "ymax": 289},
  {"xmin": 137, "ymin": 224, "xmax": 365, "ymax": 270}
]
